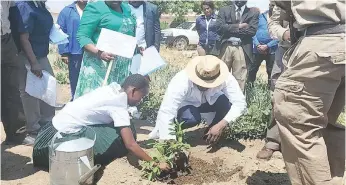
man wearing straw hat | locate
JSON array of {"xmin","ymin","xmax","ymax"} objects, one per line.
[{"xmin": 149, "ymin": 55, "xmax": 247, "ymax": 143}]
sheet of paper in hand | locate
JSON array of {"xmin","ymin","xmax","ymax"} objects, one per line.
[
  {"xmin": 25, "ymin": 66, "xmax": 57, "ymax": 107},
  {"xmin": 49, "ymin": 24, "xmax": 69, "ymax": 45},
  {"xmin": 130, "ymin": 46, "xmax": 166, "ymax": 75},
  {"xmin": 96, "ymin": 28, "xmax": 137, "ymax": 59}
]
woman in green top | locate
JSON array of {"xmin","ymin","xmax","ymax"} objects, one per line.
[{"xmin": 75, "ymin": 1, "xmax": 136, "ymax": 99}]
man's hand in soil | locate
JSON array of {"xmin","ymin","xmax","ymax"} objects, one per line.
[
  {"xmin": 158, "ymin": 162, "xmax": 171, "ymax": 171},
  {"xmin": 205, "ymin": 120, "xmax": 228, "ymax": 144}
]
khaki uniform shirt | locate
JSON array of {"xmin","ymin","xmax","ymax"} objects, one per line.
[
  {"xmin": 268, "ymin": 5, "xmax": 291, "ymax": 48},
  {"xmin": 291, "ymin": 1, "xmax": 345, "ymax": 30},
  {"xmin": 0, "ymin": 1, "xmax": 15, "ymax": 35}
]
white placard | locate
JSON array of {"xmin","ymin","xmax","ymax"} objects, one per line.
[
  {"xmin": 49, "ymin": 24, "xmax": 69, "ymax": 45},
  {"xmin": 131, "ymin": 46, "xmax": 166, "ymax": 75},
  {"xmin": 25, "ymin": 66, "xmax": 57, "ymax": 107},
  {"xmin": 96, "ymin": 28, "xmax": 137, "ymax": 59}
]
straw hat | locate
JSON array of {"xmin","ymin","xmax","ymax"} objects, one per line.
[{"xmin": 185, "ymin": 55, "xmax": 229, "ymax": 88}]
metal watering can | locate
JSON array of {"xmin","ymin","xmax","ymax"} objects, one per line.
[{"xmin": 49, "ymin": 126, "xmax": 101, "ymax": 185}]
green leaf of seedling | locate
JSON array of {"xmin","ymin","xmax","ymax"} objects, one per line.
[{"xmin": 148, "ymin": 172, "xmax": 153, "ymax": 181}]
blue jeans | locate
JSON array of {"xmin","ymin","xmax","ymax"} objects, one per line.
[
  {"xmin": 177, "ymin": 95, "xmax": 231, "ymax": 130},
  {"xmin": 68, "ymin": 54, "xmax": 83, "ymax": 100}
]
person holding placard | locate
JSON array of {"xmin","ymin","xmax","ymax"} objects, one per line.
[
  {"xmin": 75, "ymin": 1, "xmax": 136, "ymax": 99},
  {"xmin": 15, "ymin": 1, "xmax": 55, "ymax": 145}
]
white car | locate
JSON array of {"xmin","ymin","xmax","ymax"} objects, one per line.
[{"xmin": 161, "ymin": 22, "xmax": 199, "ymax": 50}]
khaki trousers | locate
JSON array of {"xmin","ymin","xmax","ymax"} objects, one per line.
[
  {"xmin": 266, "ymin": 99, "xmax": 281, "ymax": 151},
  {"xmin": 18, "ymin": 53, "xmax": 55, "ymax": 132},
  {"xmin": 265, "ymin": 46, "xmax": 289, "ymax": 151},
  {"xmin": 274, "ymin": 34, "xmax": 345, "ymax": 185},
  {"xmin": 220, "ymin": 44, "xmax": 247, "ymax": 91}
]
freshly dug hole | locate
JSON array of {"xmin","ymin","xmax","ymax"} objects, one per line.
[{"xmin": 166, "ymin": 157, "xmax": 243, "ymax": 185}]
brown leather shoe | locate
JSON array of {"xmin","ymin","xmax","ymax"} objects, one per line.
[{"xmin": 256, "ymin": 147, "xmax": 274, "ymax": 160}]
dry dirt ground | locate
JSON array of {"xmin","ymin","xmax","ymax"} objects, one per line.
[
  {"xmin": 1, "ymin": 118, "xmax": 289, "ymax": 185},
  {"xmin": 1, "ymin": 49, "xmax": 287, "ymax": 185}
]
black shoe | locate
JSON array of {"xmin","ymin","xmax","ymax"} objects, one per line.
[{"xmin": 3, "ymin": 138, "xmax": 22, "ymax": 145}]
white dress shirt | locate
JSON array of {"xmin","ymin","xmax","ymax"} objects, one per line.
[
  {"xmin": 76, "ymin": 4, "xmax": 83, "ymax": 19},
  {"xmin": 149, "ymin": 71, "xmax": 247, "ymax": 140},
  {"xmin": 227, "ymin": 5, "xmax": 246, "ymax": 42},
  {"xmin": 130, "ymin": 4, "xmax": 147, "ymax": 49},
  {"xmin": 236, "ymin": 5, "xmax": 246, "ymax": 22},
  {"xmin": 53, "ymin": 83, "xmax": 131, "ymax": 133}
]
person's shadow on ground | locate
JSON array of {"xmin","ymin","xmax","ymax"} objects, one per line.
[
  {"xmin": 1, "ymin": 143, "xmax": 39, "ymax": 181},
  {"xmin": 246, "ymin": 170, "xmax": 291, "ymax": 185}
]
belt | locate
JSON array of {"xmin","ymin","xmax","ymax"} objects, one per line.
[
  {"xmin": 225, "ymin": 41, "xmax": 242, "ymax": 46},
  {"xmin": 306, "ymin": 24, "xmax": 345, "ymax": 35}
]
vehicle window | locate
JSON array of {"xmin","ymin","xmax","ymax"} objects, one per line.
[{"xmin": 176, "ymin": 22, "xmax": 194, "ymax": 30}]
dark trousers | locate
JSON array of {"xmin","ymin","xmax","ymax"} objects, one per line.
[
  {"xmin": 177, "ymin": 95, "xmax": 231, "ymax": 130},
  {"xmin": 248, "ymin": 53, "xmax": 275, "ymax": 85},
  {"xmin": 68, "ymin": 54, "xmax": 83, "ymax": 100},
  {"xmin": 1, "ymin": 33, "xmax": 26, "ymax": 141}
]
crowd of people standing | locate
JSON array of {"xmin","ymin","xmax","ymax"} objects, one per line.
[{"xmin": 1, "ymin": 1, "xmax": 345, "ymax": 185}]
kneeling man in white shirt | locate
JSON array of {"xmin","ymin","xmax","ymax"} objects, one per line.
[{"xmin": 149, "ymin": 55, "xmax": 247, "ymax": 143}]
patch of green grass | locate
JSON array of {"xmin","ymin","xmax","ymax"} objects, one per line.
[
  {"xmin": 160, "ymin": 21, "xmax": 169, "ymax": 30},
  {"xmin": 54, "ymin": 58, "xmax": 68, "ymax": 71},
  {"xmin": 225, "ymin": 80, "xmax": 272, "ymax": 140},
  {"xmin": 56, "ymin": 71, "xmax": 69, "ymax": 84},
  {"xmin": 139, "ymin": 65, "xmax": 182, "ymax": 123},
  {"xmin": 337, "ymin": 109, "xmax": 345, "ymax": 126}
]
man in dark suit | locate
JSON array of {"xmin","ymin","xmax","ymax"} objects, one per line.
[
  {"xmin": 213, "ymin": 1, "xmax": 259, "ymax": 91},
  {"xmin": 129, "ymin": 1, "xmax": 161, "ymax": 51}
]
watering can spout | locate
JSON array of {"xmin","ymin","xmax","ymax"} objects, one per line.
[{"xmin": 78, "ymin": 164, "xmax": 101, "ymax": 185}]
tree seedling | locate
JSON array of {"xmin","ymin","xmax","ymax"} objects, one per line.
[{"xmin": 140, "ymin": 119, "xmax": 191, "ymax": 182}]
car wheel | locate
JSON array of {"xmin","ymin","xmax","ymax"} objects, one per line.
[{"xmin": 174, "ymin": 37, "xmax": 188, "ymax": 50}]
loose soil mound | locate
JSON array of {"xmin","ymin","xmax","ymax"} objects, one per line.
[{"xmin": 168, "ymin": 157, "xmax": 243, "ymax": 185}]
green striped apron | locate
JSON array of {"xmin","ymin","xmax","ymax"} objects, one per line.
[{"xmin": 33, "ymin": 121, "xmax": 137, "ymax": 168}]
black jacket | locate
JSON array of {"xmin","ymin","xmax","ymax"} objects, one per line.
[
  {"xmin": 212, "ymin": 4, "xmax": 259, "ymax": 63},
  {"xmin": 143, "ymin": 2, "xmax": 161, "ymax": 51}
]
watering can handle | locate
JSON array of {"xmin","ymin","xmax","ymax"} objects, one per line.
[{"xmin": 78, "ymin": 164, "xmax": 101, "ymax": 185}]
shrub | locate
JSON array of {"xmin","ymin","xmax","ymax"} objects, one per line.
[
  {"xmin": 337, "ymin": 108, "xmax": 345, "ymax": 126},
  {"xmin": 225, "ymin": 80, "xmax": 272, "ymax": 140},
  {"xmin": 56, "ymin": 71, "xmax": 69, "ymax": 84},
  {"xmin": 139, "ymin": 65, "xmax": 182, "ymax": 123},
  {"xmin": 54, "ymin": 58, "xmax": 68, "ymax": 71},
  {"xmin": 160, "ymin": 21, "xmax": 169, "ymax": 30},
  {"xmin": 141, "ymin": 120, "xmax": 191, "ymax": 182}
]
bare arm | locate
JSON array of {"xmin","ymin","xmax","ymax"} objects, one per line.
[
  {"xmin": 20, "ymin": 33, "xmax": 43, "ymax": 77},
  {"xmin": 20, "ymin": 33, "xmax": 37, "ymax": 66},
  {"xmin": 120, "ymin": 127, "xmax": 152, "ymax": 162}
]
